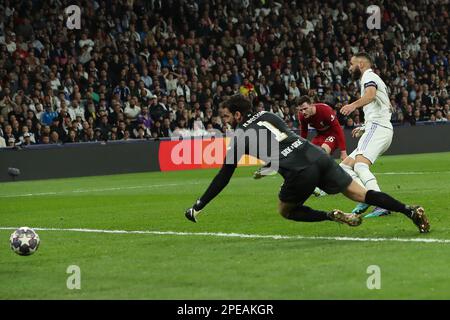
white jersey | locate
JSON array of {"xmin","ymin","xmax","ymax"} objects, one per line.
[{"xmin": 360, "ymin": 69, "xmax": 393, "ymax": 129}]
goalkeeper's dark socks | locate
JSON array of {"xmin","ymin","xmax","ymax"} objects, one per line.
[
  {"xmin": 285, "ymin": 205, "xmax": 331, "ymax": 222},
  {"xmin": 364, "ymin": 190, "xmax": 413, "ymax": 218},
  {"xmin": 193, "ymin": 199, "xmax": 204, "ymax": 211}
]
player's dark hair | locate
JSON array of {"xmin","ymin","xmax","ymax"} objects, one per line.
[
  {"xmin": 220, "ymin": 94, "xmax": 252, "ymax": 115},
  {"xmin": 354, "ymin": 52, "xmax": 373, "ymax": 66},
  {"xmin": 296, "ymin": 95, "xmax": 311, "ymax": 106}
]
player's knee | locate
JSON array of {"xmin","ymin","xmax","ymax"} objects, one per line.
[
  {"xmin": 278, "ymin": 202, "xmax": 292, "ymax": 219},
  {"xmin": 341, "ymin": 156, "xmax": 355, "ymax": 167},
  {"xmin": 352, "ymin": 190, "xmax": 367, "ymax": 203},
  {"xmin": 279, "ymin": 208, "xmax": 291, "ymax": 219},
  {"xmin": 343, "ymin": 180, "xmax": 367, "ymax": 203},
  {"xmin": 355, "ymin": 155, "xmax": 372, "ymax": 166}
]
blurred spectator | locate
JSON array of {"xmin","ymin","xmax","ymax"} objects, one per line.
[
  {"xmin": 40, "ymin": 135, "xmax": 50, "ymax": 145},
  {"xmin": 50, "ymin": 131, "xmax": 62, "ymax": 144},
  {"xmin": 21, "ymin": 132, "xmax": 33, "ymax": 146},
  {"xmin": 65, "ymin": 129, "xmax": 78, "ymax": 144},
  {"xmin": 239, "ymin": 78, "xmax": 256, "ymax": 97},
  {"xmin": 19, "ymin": 125, "xmax": 35, "ymax": 144},
  {"xmin": 436, "ymin": 110, "xmax": 448, "ymax": 122},
  {"xmin": 345, "ymin": 117, "xmax": 355, "ymax": 129},
  {"xmin": 288, "ymin": 81, "xmax": 301, "ymax": 99}
]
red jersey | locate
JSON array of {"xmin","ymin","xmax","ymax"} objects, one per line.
[{"xmin": 298, "ymin": 103, "xmax": 346, "ymax": 151}]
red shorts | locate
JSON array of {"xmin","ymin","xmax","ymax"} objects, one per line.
[{"xmin": 311, "ymin": 134, "xmax": 338, "ymax": 153}]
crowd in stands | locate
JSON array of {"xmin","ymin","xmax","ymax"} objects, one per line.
[{"xmin": 0, "ymin": 0, "xmax": 449, "ymax": 147}]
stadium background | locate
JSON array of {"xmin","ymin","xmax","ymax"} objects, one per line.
[
  {"xmin": 0, "ymin": 0, "xmax": 449, "ymax": 147},
  {"xmin": 1, "ymin": 0, "xmax": 450, "ymax": 301},
  {"xmin": 0, "ymin": 123, "xmax": 449, "ymax": 181}
]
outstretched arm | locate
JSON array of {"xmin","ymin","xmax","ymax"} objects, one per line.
[
  {"xmin": 196, "ymin": 163, "xmax": 237, "ymax": 210},
  {"xmin": 185, "ymin": 132, "xmax": 244, "ymax": 222},
  {"xmin": 185, "ymin": 163, "xmax": 237, "ymax": 222}
]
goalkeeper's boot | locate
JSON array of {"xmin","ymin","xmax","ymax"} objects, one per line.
[
  {"xmin": 185, "ymin": 208, "xmax": 201, "ymax": 223},
  {"xmin": 365, "ymin": 207, "xmax": 391, "ymax": 218},
  {"xmin": 352, "ymin": 202, "xmax": 370, "ymax": 214},
  {"xmin": 408, "ymin": 206, "xmax": 430, "ymax": 233},
  {"xmin": 328, "ymin": 209, "xmax": 362, "ymax": 227}
]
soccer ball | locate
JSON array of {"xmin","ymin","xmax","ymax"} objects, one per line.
[{"xmin": 10, "ymin": 227, "xmax": 40, "ymax": 256}]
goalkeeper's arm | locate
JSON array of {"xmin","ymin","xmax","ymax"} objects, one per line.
[{"xmin": 185, "ymin": 163, "xmax": 237, "ymax": 222}]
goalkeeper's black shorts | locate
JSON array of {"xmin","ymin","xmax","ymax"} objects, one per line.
[{"xmin": 278, "ymin": 154, "xmax": 352, "ymax": 204}]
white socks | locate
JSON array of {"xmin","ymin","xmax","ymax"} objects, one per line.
[
  {"xmin": 353, "ymin": 162, "xmax": 381, "ymax": 191},
  {"xmin": 340, "ymin": 163, "xmax": 364, "ymax": 188}
]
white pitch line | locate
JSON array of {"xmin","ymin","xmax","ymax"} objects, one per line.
[
  {"xmin": 0, "ymin": 227, "xmax": 448, "ymax": 244},
  {"xmin": 0, "ymin": 182, "xmax": 201, "ymax": 198},
  {"xmin": 376, "ymin": 171, "xmax": 450, "ymax": 175}
]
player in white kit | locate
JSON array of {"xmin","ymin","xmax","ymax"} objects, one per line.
[{"xmin": 340, "ymin": 53, "xmax": 393, "ymax": 217}]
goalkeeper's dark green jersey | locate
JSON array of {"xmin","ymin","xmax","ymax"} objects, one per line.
[{"xmin": 225, "ymin": 111, "xmax": 326, "ymax": 171}]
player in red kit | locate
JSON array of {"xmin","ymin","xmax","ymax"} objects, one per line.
[
  {"xmin": 297, "ymin": 96, "xmax": 348, "ymax": 160},
  {"xmin": 253, "ymin": 96, "xmax": 348, "ymax": 181},
  {"xmin": 295, "ymin": 96, "xmax": 348, "ymax": 196}
]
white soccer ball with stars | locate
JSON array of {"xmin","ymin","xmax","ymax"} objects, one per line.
[{"xmin": 10, "ymin": 227, "xmax": 40, "ymax": 256}]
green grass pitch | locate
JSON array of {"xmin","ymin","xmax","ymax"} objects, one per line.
[{"xmin": 1, "ymin": 152, "xmax": 450, "ymax": 299}]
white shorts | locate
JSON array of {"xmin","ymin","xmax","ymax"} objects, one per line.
[{"xmin": 349, "ymin": 122, "xmax": 393, "ymax": 164}]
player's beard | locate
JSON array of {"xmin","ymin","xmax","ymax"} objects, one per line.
[{"xmin": 351, "ymin": 66, "xmax": 362, "ymax": 80}]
